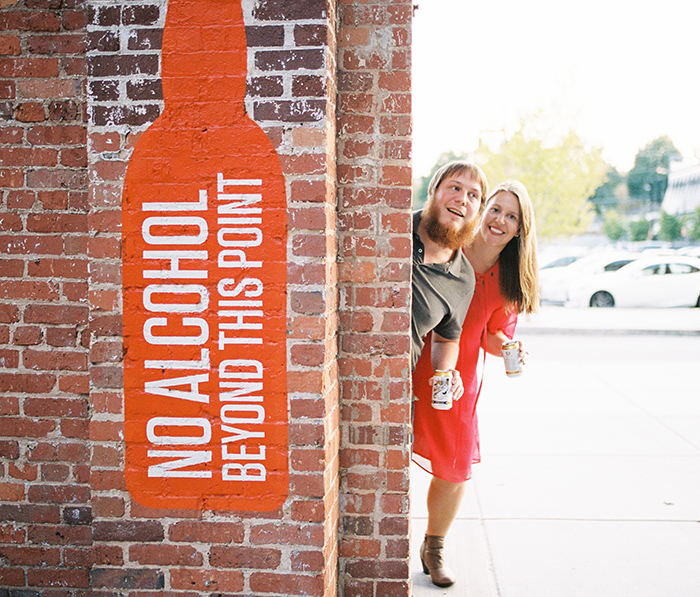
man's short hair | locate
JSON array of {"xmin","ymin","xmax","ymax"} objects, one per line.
[{"xmin": 427, "ymin": 161, "xmax": 488, "ymax": 208}]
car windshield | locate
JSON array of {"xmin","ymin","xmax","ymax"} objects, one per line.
[{"xmin": 603, "ymin": 259, "xmax": 635, "ymax": 272}]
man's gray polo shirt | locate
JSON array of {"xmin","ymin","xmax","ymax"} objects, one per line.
[{"xmin": 411, "ymin": 210, "xmax": 475, "ymax": 370}]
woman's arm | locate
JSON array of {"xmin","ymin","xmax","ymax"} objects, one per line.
[{"xmin": 485, "ymin": 329, "xmax": 510, "ymax": 357}]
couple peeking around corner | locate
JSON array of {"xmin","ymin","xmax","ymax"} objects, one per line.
[{"xmin": 411, "ymin": 161, "xmax": 540, "ymax": 588}]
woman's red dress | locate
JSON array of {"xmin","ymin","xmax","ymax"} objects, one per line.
[{"xmin": 412, "ymin": 262, "xmax": 517, "ymax": 482}]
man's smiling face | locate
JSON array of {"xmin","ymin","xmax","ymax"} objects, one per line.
[{"xmin": 423, "ymin": 172, "xmax": 482, "ymax": 250}]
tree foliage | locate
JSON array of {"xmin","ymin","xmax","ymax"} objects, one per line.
[
  {"xmin": 628, "ymin": 218, "xmax": 651, "ymax": 242},
  {"xmin": 589, "ymin": 165, "xmax": 625, "ymax": 213},
  {"xmin": 689, "ymin": 206, "xmax": 700, "ymax": 241},
  {"xmin": 658, "ymin": 211, "xmax": 683, "ymax": 241},
  {"xmin": 603, "ymin": 210, "xmax": 626, "ymax": 241},
  {"xmin": 475, "ymin": 113, "xmax": 608, "ymax": 240},
  {"xmin": 627, "ymin": 135, "xmax": 681, "ymax": 201}
]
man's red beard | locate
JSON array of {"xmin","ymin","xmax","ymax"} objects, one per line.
[{"xmin": 422, "ymin": 200, "xmax": 478, "ymax": 251}]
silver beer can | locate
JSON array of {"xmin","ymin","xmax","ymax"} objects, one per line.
[
  {"xmin": 502, "ymin": 340, "xmax": 522, "ymax": 377},
  {"xmin": 431, "ymin": 370, "xmax": 453, "ymax": 410}
]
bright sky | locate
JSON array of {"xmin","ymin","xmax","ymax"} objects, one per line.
[{"xmin": 412, "ymin": 0, "xmax": 700, "ymax": 179}]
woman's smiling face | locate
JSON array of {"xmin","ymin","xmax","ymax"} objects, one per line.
[{"xmin": 480, "ymin": 190, "xmax": 521, "ymax": 247}]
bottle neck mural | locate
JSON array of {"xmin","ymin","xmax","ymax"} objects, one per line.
[{"xmin": 121, "ymin": 0, "xmax": 288, "ymax": 512}]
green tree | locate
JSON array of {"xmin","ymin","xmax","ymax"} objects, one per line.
[
  {"xmin": 589, "ymin": 165, "xmax": 625, "ymax": 214},
  {"xmin": 627, "ymin": 135, "xmax": 681, "ymax": 202},
  {"xmin": 603, "ymin": 210, "xmax": 626, "ymax": 241},
  {"xmin": 689, "ymin": 206, "xmax": 700, "ymax": 242},
  {"xmin": 629, "ymin": 218, "xmax": 651, "ymax": 241},
  {"xmin": 658, "ymin": 211, "xmax": 682, "ymax": 241},
  {"xmin": 475, "ymin": 112, "xmax": 608, "ymax": 240},
  {"xmin": 413, "ymin": 151, "xmax": 469, "ymax": 209}
]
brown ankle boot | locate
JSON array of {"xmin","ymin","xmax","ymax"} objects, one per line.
[{"xmin": 419, "ymin": 534, "xmax": 455, "ymax": 587}]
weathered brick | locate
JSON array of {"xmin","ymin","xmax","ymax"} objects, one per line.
[
  {"xmin": 86, "ymin": 54, "xmax": 158, "ymax": 77},
  {"xmin": 246, "ymin": 25, "xmax": 284, "ymax": 47},
  {"xmin": 126, "ymin": 28, "xmax": 162, "ymax": 51},
  {"xmin": 0, "ymin": 34, "xmax": 21, "ymax": 55},
  {"xmin": 27, "ymin": 33, "xmax": 85, "ymax": 55},
  {"xmin": 169, "ymin": 521, "xmax": 245, "ymax": 544},
  {"xmin": 254, "ymin": 99, "xmax": 325, "ymax": 123},
  {"xmin": 93, "ymin": 520, "xmax": 164, "ymax": 543},
  {"xmin": 27, "ymin": 483, "xmax": 90, "ymax": 505},
  {"xmin": 26, "ymin": 124, "xmax": 85, "ymax": 146},
  {"xmin": 129, "ymin": 543, "xmax": 203, "ymax": 567},
  {"xmin": 254, "ymin": 0, "xmax": 328, "ymax": 21},
  {"xmin": 170, "ymin": 569, "xmax": 243, "ymax": 593},
  {"xmin": 249, "ymin": 572, "xmax": 324, "ymax": 597},
  {"xmin": 14, "ymin": 101, "xmax": 45, "ymax": 122},
  {"xmin": 247, "ymin": 75, "xmax": 283, "ymax": 98},
  {"xmin": 292, "ymin": 74, "xmax": 326, "ymax": 98},
  {"xmin": 0, "ymin": 372, "xmax": 56, "ymax": 393},
  {"xmin": 87, "ymin": 79, "xmax": 118, "ymax": 101},
  {"xmin": 90, "ymin": 103, "xmax": 161, "ymax": 127},
  {"xmin": 122, "ymin": 4, "xmax": 160, "ymax": 26},
  {"xmin": 88, "ymin": 4, "xmax": 120, "ymax": 27},
  {"xmin": 0, "ymin": 56, "xmax": 59, "ymax": 77},
  {"xmin": 24, "ymin": 396, "xmax": 87, "ymax": 417},
  {"xmin": 62, "ymin": 10, "xmax": 87, "ymax": 31},
  {"xmin": 25, "ymin": 11, "xmax": 61, "ymax": 32},
  {"xmin": 87, "ymin": 29, "xmax": 118, "ymax": 52},
  {"xmin": 125, "ymin": 78, "xmax": 162, "ymax": 101},
  {"xmin": 48, "ymin": 99, "xmax": 80, "ymax": 121},
  {"xmin": 24, "ymin": 304, "xmax": 87, "ymax": 324},
  {"xmin": 210, "ymin": 545, "xmax": 281, "ymax": 569},
  {"xmin": 294, "ymin": 24, "xmax": 327, "ymax": 46},
  {"xmin": 0, "ymin": 503, "xmax": 60, "ymax": 524}
]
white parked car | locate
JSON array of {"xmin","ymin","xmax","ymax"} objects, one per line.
[
  {"xmin": 539, "ymin": 251, "xmax": 638, "ymax": 304},
  {"xmin": 566, "ymin": 255, "xmax": 700, "ymax": 308},
  {"xmin": 677, "ymin": 246, "xmax": 700, "ymax": 258}
]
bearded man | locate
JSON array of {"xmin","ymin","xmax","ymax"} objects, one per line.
[{"xmin": 411, "ymin": 161, "xmax": 488, "ymax": 398}]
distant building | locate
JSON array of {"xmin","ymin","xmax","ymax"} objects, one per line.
[{"xmin": 662, "ymin": 160, "xmax": 700, "ymax": 215}]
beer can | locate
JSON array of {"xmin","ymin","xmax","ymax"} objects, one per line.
[
  {"xmin": 431, "ymin": 370, "xmax": 453, "ymax": 410},
  {"xmin": 502, "ymin": 340, "xmax": 522, "ymax": 377}
]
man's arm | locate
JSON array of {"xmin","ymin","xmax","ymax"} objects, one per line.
[{"xmin": 431, "ymin": 333, "xmax": 464, "ymax": 401}]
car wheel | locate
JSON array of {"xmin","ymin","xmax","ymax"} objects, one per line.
[{"xmin": 590, "ymin": 291, "xmax": 614, "ymax": 308}]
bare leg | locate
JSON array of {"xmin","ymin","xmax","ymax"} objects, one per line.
[
  {"xmin": 426, "ymin": 475, "xmax": 467, "ymax": 536},
  {"xmin": 420, "ymin": 476, "xmax": 467, "ymax": 587}
]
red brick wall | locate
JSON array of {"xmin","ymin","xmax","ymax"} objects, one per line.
[
  {"xmin": 0, "ymin": 0, "xmax": 91, "ymax": 592},
  {"xmin": 0, "ymin": 0, "xmax": 413, "ymax": 595},
  {"xmin": 336, "ymin": 2, "xmax": 413, "ymax": 595}
]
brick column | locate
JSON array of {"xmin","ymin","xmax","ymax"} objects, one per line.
[
  {"xmin": 0, "ymin": 0, "xmax": 91, "ymax": 592},
  {"xmin": 336, "ymin": 1, "xmax": 414, "ymax": 596}
]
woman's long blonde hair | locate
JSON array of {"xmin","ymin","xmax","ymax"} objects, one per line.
[{"xmin": 488, "ymin": 181, "xmax": 540, "ymax": 314}]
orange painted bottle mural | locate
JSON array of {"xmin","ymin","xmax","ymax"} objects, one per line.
[{"xmin": 122, "ymin": 0, "xmax": 288, "ymax": 511}]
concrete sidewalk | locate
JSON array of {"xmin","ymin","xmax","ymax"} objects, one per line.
[{"xmin": 410, "ymin": 308, "xmax": 700, "ymax": 597}]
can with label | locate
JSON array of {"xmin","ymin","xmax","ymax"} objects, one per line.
[
  {"xmin": 431, "ymin": 370, "xmax": 453, "ymax": 410},
  {"xmin": 502, "ymin": 340, "xmax": 522, "ymax": 377}
]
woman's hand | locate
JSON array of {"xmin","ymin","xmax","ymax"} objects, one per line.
[{"xmin": 517, "ymin": 340, "xmax": 528, "ymax": 366}]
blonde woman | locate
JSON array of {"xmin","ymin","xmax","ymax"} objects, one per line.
[{"xmin": 412, "ymin": 180, "xmax": 540, "ymax": 587}]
